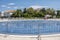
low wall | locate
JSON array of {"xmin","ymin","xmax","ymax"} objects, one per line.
[
  {"xmin": 40, "ymin": 34, "xmax": 60, "ymax": 40},
  {"xmin": 0, "ymin": 34, "xmax": 60, "ymax": 40},
  {"xmin": 0, "ymin": 34, "xmax": 38, "ymax": 40}
]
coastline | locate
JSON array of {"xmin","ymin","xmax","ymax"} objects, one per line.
[{"xmin": 0, "ymin": 18, "xmax": 60, "ymax": 22}]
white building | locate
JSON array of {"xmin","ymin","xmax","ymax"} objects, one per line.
[
  {"xmin": 1, "ymin": 11, "xmax": 4, "ymax": 17},
  {"xmin": 1, "ymin": 10, "xmax": 16, "ymax": 17},
  {"xmin": 4, "ymin": 12, "xmax": 13, "ymax": 17},
  {"xmin": 45, "ymin": 14, "xmax": 52, "ymax": 18}
]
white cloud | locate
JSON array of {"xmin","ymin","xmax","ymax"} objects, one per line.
[
  {"xmin": 1, "ymin": 5, "xmax": 6, "ymax": 7},
  {"xmin": 29, "ymin": 5, "xmax": 48, "ymax": 9},
  {"xmin": 14, "ymin": 7, "xmax": 24, "ymax": 9},
  {"xmin": 7, "ymin": 7, "xmax": 11, "ymax": 8},
  {"xmin": 8, "ymin": 3, "xmax": 15, "ymax": 5}
]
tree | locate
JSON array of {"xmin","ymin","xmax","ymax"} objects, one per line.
[
  {"xmin": 46, "ymin": 8, "xmax": 55, "ymax": 15},
  {"xmin": 23, "ymin": 8, "xmax": 27, "ymax": 13},
  {"xmin": 11, "ymin": 8, "xmax": 56, "ymax": 18},
  {"xmin": 11, "ymin": 9, "xmax": 22, "ymax": 17},
  {"xmin": 26, "ymin": 7, "xmax": 34, "ymax": 17},
  {"xmin": 35, "ymin": 8, "xmax": 46, "ymax": 18},
  {"xmin": 40, "ymin": 8, "xmax": 46, "ymax": 15},
  {"xmin": 56, "ymin": 10, "xmax": 60, "ymax": 18},
  {"xmin": 23, "ymin": 13, "xmax": 31, "ymax": 18}
]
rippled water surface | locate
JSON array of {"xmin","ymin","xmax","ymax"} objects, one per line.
[{"xmin": 0, "ymin": 20, "xmax": 60, "ymax": 35}]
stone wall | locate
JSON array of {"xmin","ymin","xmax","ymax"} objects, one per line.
[{"xmin": 0, "ymin": 34, "xmax": 60, "ymax": 40}]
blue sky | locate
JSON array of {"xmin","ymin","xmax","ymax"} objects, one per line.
[{"xmin": 0, "ymin": 0, "xmax": 60, "ymax": 11}]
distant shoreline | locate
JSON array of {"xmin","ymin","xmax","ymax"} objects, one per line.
[{"xmin": 0, "ymin": 18, "xmax": 60, "ymax": 22}]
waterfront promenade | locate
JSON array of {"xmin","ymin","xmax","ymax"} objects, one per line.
[{"xmin": 0, "ymin": 34, "xmax": 60, "ymax": 40}]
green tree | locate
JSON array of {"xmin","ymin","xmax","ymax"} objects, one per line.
[
  {"xmin": 23, "ymin": 8, "xmax": 27, "ymax": 13},
  {"xmin": 11, "ymin": 8, "xmax": 56, "ymax": 18},
  {"xmin": 11, "ymin": 9, "xmax": 22, "ymax": 17},
  {"xmin": 36, "ymin": 8, "xmax": 46, "ymax": 18},
  {"xmin": 56, "ymin": 10, "xmax": 60, "ymax": 18},
  {"xmin": 23, "ymin": 13, "xmax": 31, "ymax": 18},
  {"xmin": 46, "ymin": 8, "xmax": 55, "ymax": 15},
  {"xmin": 40, "ymin": 8, "xmax": 46, "ymax": 15},
  {"xmin": 26, "ymin": 7, "xmax": 34, "ymax": 17}
]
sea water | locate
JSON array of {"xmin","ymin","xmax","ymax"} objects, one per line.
[{"xmin": 0, "ymin": 20, "xmax": 60, "ymax": 35}]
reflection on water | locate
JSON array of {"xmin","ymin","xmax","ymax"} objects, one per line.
[{"xmin": 0, "ymin": 20, "xmax": 60, "ymax": 35}]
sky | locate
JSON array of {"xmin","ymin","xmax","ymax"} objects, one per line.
[{"xmin": 0, "ymin": 0, "xmax": 60, "ymax": 11}]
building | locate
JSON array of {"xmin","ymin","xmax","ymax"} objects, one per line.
[
  {"xmin": 1, "ymin": 10, "xmax": 16, "ymax": 18},
  {"xmin": 44, "ymin": 14, "xmax": 52, "ymax": 19}
]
